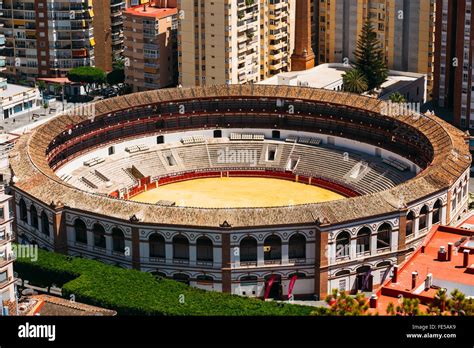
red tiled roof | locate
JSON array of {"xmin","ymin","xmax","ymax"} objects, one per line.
[{"xmin": 372, "ymin": 225, "xmax": 474, "ymax": 314}]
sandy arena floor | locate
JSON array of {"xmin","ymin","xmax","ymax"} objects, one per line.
[{"xmin": 130, "ymin": 177, "xmax": 345, "ymax": 208}]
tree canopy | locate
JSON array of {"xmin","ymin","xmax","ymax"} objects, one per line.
[
  {"xmin": 353, "ymin": 20, "xmax": 388, "ymax": 91},
  {"xmin": 342, "ymin": 68, "xmax": 368, "ymax": 94},
  {"xmin": 67, "ymin": 66, "xmax": 106, "ymax": 94}
]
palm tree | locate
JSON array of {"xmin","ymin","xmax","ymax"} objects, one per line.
[
  {"xmin": 342, "ymin": 69, "xmax": 368, "ymax": 94},
  {"xmin": 325, "ymin": 289, "xmax": 369, "ymax": 316},
  {"xmin": 37, "ymin": 80, "xmax": 47, "ymax": 99},
  {"xmin": 434, "ymin": 288, "xmax": 448, "ymax": 313},
  {"xmin": 446, "ymin": 288, "xmax": 473, "ymax": 316},
  {"xmin": 389, "ymin": 92, "xmax": 406, "ymax": 103},
  {"xmin": 386, "ymin": 302, "xmax": 395, "ymax": 315},
  {"xmin": 395, "ymin": 298, "xmax": 421, "ymax": 316}
]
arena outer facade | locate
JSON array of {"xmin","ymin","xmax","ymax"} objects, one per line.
[{"xmin": 9, "ymin": 85, "xmax": 471, "ymax": 300}]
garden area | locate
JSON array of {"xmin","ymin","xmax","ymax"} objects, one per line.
[{"xmin": 14, "ymin": 247, "xmax": 321, "ymax": 316}]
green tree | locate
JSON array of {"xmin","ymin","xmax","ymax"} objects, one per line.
[
  {"xmin": 394, "ymin": 298, "xmax": 421, "ymax": 316},
  {"xmin": 67, "ymin": 66, "xmax": 106, "ymax": 95},
  {"xmin": 389, "ymin": 92, "xmax": 406, "ymax": 103},
  {"xmin": 353, "ymin": 20, "xmax": 388, "ymax": 90},
  {"xmin": 325, "ymin": 289, "xmax": 369, "ymax": 316},
  {"xmin": 342, "ymin": 68, "xmax": 368, "ymax": 94},
  {"xmin": 53, "ymin": 83, "xmax": 62, "ymax": 96},
  {"xmin": 113, "ymin": 58, "xmax": 125, "ymax": 71},
  {"xmin": 37, "ymin": 80, "xmax": 47, "ymax": 98},
  {"xmin": 107, "ymin": 68, "xmax": 125, "ymax": 86}
]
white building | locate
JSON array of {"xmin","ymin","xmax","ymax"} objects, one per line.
[
  {"xmin": 0, "ymin": 83, "xmax": 41, "ymax": 121},
  {"xmin": 259, "ymin": 63, "xmax": 427, "ymax": 104},
  {"xmin": 0, "ymin": 185, "xmax": 15, "ymax": 311}
]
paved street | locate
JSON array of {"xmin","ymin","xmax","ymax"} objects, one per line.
[{"xmin": 0, "ymin": 99, "xmax": 64, "ymax": 134}]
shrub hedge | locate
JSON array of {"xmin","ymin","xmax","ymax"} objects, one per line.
[{"xmin": 15, "ymin": 248, "xmax": 325, "ymax": 316}]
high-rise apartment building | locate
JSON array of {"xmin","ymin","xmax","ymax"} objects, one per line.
[
  {"xmin": 177, "ymin": 0, "xmax": 293, "ymax": 87},
  {"xmin": 123, "ymin": 2, "xmax": 178, "ymax": 91},
  {"xmin": 315, "ymin": 0, "xmax": 435, "ymax": 88},
  {"xmin": 433, "ymin": 0, "xmax": 474, "ymax": 129},
  {"xmin": 92, "ymin": 0, "xmax": 126, "ymax": 72},
  {"xmin": 0, "ymin": 0, "xmax": 95, "ymax": 82}
]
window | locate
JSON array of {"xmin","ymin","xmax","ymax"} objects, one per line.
[
  {"xmin": 172, "ymin": 235, "xmax": 189, "ymax": 260},
  {"xmin": 288, "ymin": 234, "xmax": 306, "ymax": 259},
  {"xmin": 432, "ymin": 200, "xmax": 442, "ymax": 224},
  {"xmin": 93, "ymin": 223, "xmax": 106, "ymax": 249},
  {"xmin": 19, "ymin": 199, "xmax": 27, "ymax": 223},
  {"xmin": 376, "ymin": 223, "xmax": 391, "ymax": 250},
  {"xmin": 0, "ymin": 271, "xmax": 7, "ymax": 283},
  {"xmin": 196, "ymin": 236, "xmax": 213, "ymax": 262},
  {"xmin": 406, "ymin": 211, "xmax": 415, "ymax": 237},
  {"xmin": 419, "ymin": 205, "xmax": 429, "ymax": 230},
  {"xmin": 356, "ymin": 227, "xmax": 371, "ymax": 254},
  {"xmin": 41, "ymin": 211, "xmax": 49, "ymax": 236},
  {"xmin": 264, "ymin": 235, "xmax": 282, "ymax": 262},
  {"xmin": 30, "ymin": 205, "xmax": 38, "ymax": 229},
  {"xmin": 338, "ymin": 279, "xmax": 346, "ymax": 291},
  {"xmin": 74, "ymin": 219, "xmax": 88, "ymax": 244},
  {"xmin": 108, "ymin": 146, "xmax": 115, "ymax": 155},
  {"xmin": 149, "ymin": 233, "xmax": 165, "ymax": 258},
  {"xmin": 112, "ymin": 228, "xmax": 125, "ymax": 253},
  {"xmin": 172, "ymin": 273, "xmax": 190, "ymax": 284},
  {"xmin": 335, "ymin": 231, "xmax": 351, "ymax": 258},
  {"xmin": 240, "ymin": 237, "xmax": 257, "ymax": 263}
]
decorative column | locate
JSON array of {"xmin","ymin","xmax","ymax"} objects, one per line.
[
  {"xmin": 257, "ymin": 243, "xmax": 265, "ymax": 266},
  {"xmin": 189, "ymin": 242, "xmax": 197, "ymax": 266},
  {"xmin": 165, "ymin": 242, "xmax": 173, "ymax": 263},
  {"xmin": 51, "ymin": 202, "xmax": 67, "ymax": 255},
  {"xmin": 414, "ymin": 217, "xmax": 420, "ymax": 237},
  {"xmin": 105, "ymin": 234, "xmax": 112, "ymax": 255},
  {"xmin": 427, "ymin": 211, "xmax": 433, "ymax": 230},
  {"xmin": 370, "ymin": 233, "xmax": 377, "ymax": 255},
  {"xmin": 221, "ymin": 233, "xmax": 232, "ymax": 293},
  {"xmin": 281, "ymin": 242, "xmax": 289, "ymax": 265},
  {"xmin": 350, "ymin": 237, "xmax": 357, "ymax": 259},
  {"xmin": 86, "ymin": 229, "xmax": 94, "ymax": 250},
  {"xmin": 391, "ymin": 230, "xmax": 399, "ymax": 251},
  {"xmin": 231, "ymin": 243, "xmax": 240, "ymax": 268},
  {"xmin": 131, "ymin": 225, "xmax": 141, "ymax": 270},
  {"xmin": 328, "ymin": 242, "xmax": 336, "ymax": 265}
]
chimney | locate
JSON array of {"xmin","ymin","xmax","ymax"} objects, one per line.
[
  {"xmin": 392, "ymin": 265, "xmax": 398, "ymax": 283},
  {"xmin": 291, "ymin": 0, "xmax": 315, "ymax": 71},
  {"xmin": 424, "ymin": 273, "xmax": 433, "ymax": 290},
  {"xmin": 447, "ymin": 243, "xmax": 453, "ymax": 261},
  {"xmin": 369, "ymin": 294, "xmax": 378, "ymax": 309},
  {"xmin": 463, "ymin": 249, "xmax": 470, "ymax": 268},
  {"xmin": 411, "ymin": 271, "xmax": 418, "ymax": 289}
]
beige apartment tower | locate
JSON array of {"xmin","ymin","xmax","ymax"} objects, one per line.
[
  {"xmin": 123, "ymin": 2, "xmax": 178, "ymax": 91},
  {"xmin": 0, "ymin": 0, "xmax": 95, "ymax": 82},
  {"xmin": 315, "ymin": 0, "xmax": 435, "ymax": 88},
  {"xmin": 178, "ymin": 0, "xmax": 294, "ymax": 87}
]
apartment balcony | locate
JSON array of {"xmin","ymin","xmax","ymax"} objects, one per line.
[
  {"xmin": 270, "ymin": 21, "xmax": 286, "ymax": 31},
  {"xmin": 269, "ymin": 0, "xmax": 286, "ymax": 10},
  {"xmin": 0, "ymin": 275, "xmax": 16, "ymax": 290},
  {"xmin": 269, "ymin": 61, "xmax": 284, "ymax": 71},
  {"xmin": 0, "ymin": 231, "xmax": 14, "ymax": 246},
  {"xmin": 0, "ymin": 253, "xmax": 15, "ymax": 268},
  {"xmin": 72, "ymin": 49, "xmax": 88, "ymax": 58}
]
